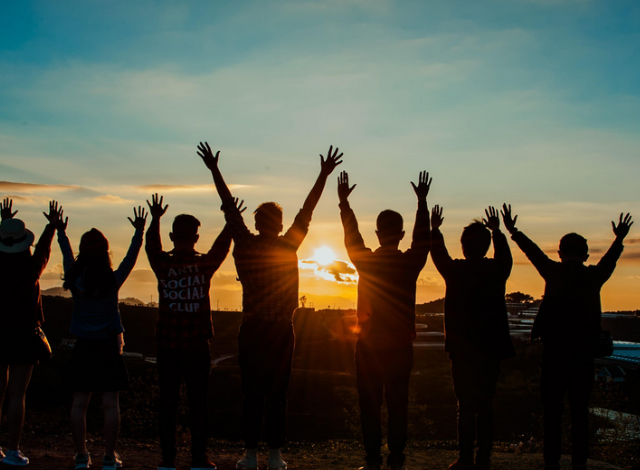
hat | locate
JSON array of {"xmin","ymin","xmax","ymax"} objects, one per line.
[
  {"xmin": 79, "ymin": 228, "xmax": 109, "ymax": 254},
  {"xmin": 0, "ymin": 219, "xmax": 35, "ymax": 253}
]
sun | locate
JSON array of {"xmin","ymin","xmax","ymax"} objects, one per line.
[{"xmin": 313, "ymin": 246, "xmax": 336, "ymax": 266}]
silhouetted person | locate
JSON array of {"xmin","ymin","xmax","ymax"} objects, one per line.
[
  {"xmin": 58, "ymin": 207, "xmax": 147, "ymax": 470},
  {"xmin": 198, "ymin": 142, "xmax": 343, "ymax": 470},
  {"xmin": 338, "ymin": 171, "xmax": 431, "ymax": 470},
  {"xmin": 146, "ymin": 193, "xmax": 236, "ymax": 470},
  {"xmin": 0, "ymin": 198, "xmax": 63, "ymax": 466},
  {"xmin": 502, "ymin": 205, "xmax": 633, "ymax": 470},
  {"xmin": 430, "ymin": 206, "xmax": 515, "ymax": 470}
]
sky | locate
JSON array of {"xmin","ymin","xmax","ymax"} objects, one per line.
[{"xmin": 1, "ymin": 0, "xmax": 639, "ymax": 311}]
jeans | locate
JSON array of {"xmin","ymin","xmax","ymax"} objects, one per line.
[
  {"xmin": 157, "ymin": 342, "xmax": 211, "ymax": 463},
  {"xmin": 356, "ymin": 340, "xmax": 414, "ymax": 467},
  {"xmin": 238, "ymin": 318, "xmax": 295, "ymax": 449},
  {"xmin": 449, "ymin": 351, "xmax": 501, "ymax": 464},
  {"xmin": 541, "ymin": 348, "xmax": 594, "ymax": 470}
]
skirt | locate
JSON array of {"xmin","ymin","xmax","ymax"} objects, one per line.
[
  {"xmin": 66, "ymin": 336, "xmax": 129, "ymax": 392},
  {"xmin": 0, "ymin": 330, "xmax": 39, "ymax": 365}
]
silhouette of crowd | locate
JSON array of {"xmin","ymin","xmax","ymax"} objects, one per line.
[{"xmin": 0, "ymin": 143, "xmax": 633, "ymax": 470}]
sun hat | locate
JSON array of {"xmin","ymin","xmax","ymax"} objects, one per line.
[{"xmin": 0, "ymin": 219, "xmax": 35, "ymax": 253}]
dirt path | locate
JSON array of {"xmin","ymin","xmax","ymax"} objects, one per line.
[{"xmin": 3, "ymin": 436, "xmax": 624, "ymax": 470}]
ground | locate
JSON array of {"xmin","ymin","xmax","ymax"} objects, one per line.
[{"xmin": 4, "ymin": 436, "xmax": 624, "ymax": 470}]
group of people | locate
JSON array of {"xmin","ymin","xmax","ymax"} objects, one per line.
[{"xmin": 0, "ymin": 142, "xmax": 633, "ymax": 470}]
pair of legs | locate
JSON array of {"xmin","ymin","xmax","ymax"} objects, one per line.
[
  {"xmin": 355, "ymin": 341, "xmax": 413, "ymax": 468},
  {"xmin": 449, "ymin": 351, "xmax": 501, "ymax": 466},
  {"xmin": 238, "ymin": 318, "xmax": 295, "ymax": 450},
  {"xmin": 157, "ymin": 342, "xmax": 211, "ymax": 465},
  {"xmin": 541, "ymin": 348, "xmax": 594, "ymax": 470},
  {"xmin": 0, "ymin": 364, "xmax": 33, "ymax": 451},
  {"xmin": 70, "ymin": 391, "xmax": 120, "ymax": 457}
]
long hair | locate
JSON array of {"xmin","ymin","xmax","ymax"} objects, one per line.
[{"xmin": 63, "ymin": 229, "xmax": 116, "ymax": 298}]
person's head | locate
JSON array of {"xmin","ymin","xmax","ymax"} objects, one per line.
[
  {"xmin": 558, "ymin": 232, "xmax": 589, "ymax": 263},
  {"xmin": 460, "ymin": 220, "xmax": 491, "ymax": 259},
  {"xmin": 64, "ymin": 228, "xmax": 115, "ymax": 296},
  {"xmin": 376, "ymin": 210, "xmax": 405, "ymax": 247},
  {"xmin": 170, "ymin": 214, "xmax": 200, "ymax": 249},
  {"xmin": 0, "ymin": 219, "xmax": 35, "ymax": 254},
  {"xmin": 254, "ymin": 202, "xmax": 283, "ymax": 238}
]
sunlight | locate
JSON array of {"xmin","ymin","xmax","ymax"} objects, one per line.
[{"xmin": 313, "ymin": 246, "xmax": 336, "ymax": 266}]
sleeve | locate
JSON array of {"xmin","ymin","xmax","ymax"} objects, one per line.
[
  {"xmin": 429, "ymin": 228, "xmax": 454, "ymax": 279},
  {"xmin": 339, "ymin": 201, "xmax": 371, "ymax": 266},
  {"xmin": 114, "ymin": 228, "xmax": 144, "ymax": 287},
  {"xmin": 282, "ymin": 208, "xmax": 312, "ymax": 250},
  {"xmin": 595, "ymin": 237, "xmax": 624, "ymax": 284},
  {"xmin": 145, "ymin": 219, "xmax": 163, "ymax": 272},
  {"xmin": 511, "ymin": 230, "xmax": 555, "ymax": 280},
  {"xmin": 32, "ymin": 224, "xmax": 55, "ymax": 278},
  {"xmin": 406, "ymin": 200, "xmax": 430, "ymax": 269},
  {"xmin": 57, "ymin": 230, "xmax": 75, "ymax": 275},
  {"xmin": 202, "ymin": 224, "xmax": 233, "ymax": 272},
  {"xmin": 492, "ymin": 229, "xmax": 513, "ymax": 279}
]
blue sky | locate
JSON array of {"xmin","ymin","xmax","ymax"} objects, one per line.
[{"xmin": 1, "ymin": 0, "xmax": 639, "ymax": 309}]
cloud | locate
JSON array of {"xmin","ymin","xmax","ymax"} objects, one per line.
[
  {"xmin": 0, "ymin": 181, "xmax": 88, "ymax": 193},
  {"xmin": 127, "ymin": 269, "xmax": 158, "ymax": 283},
  {"xmin": 211, "ymin": 273, "xmax": 242, "ymax": 288},
  {"xmin": 300, "ymin": 258, "xmax": 358, "ymax": 283},
  {"xmin": 94, "ymin": 194, "xmax": 134, "ymax": 204},
  {"xmin": 138, "ymin": 184, "xmax": 251, "ymax": 193}
]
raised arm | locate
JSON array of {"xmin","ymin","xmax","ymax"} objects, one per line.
[
  {"xmin": 33, "ymin": 200, "xmax": 63, "ymax": 277},
  {"xmin": 197, "ymin": 141, "xmax": 233, "ymax": 202},
  {"xmin": 408, "ymin": 171, "xmax": 431, "ymax": 260},
  {"xmin": 597, "ymin": 213, "xmax": 633, "ymax": 281},
  {"xmin": 145, "ymin": 193, "xmax": 168, "ymax": 269},
  {"xmin": 300, "ymin": 145, "xmax": 343, "ymax": 214},
  {"xmin": 337, "ymin": 171, "xmax": 370, "ymax": 263},
  {"xmin": 483, "ymin": 206, "xmax": 512, "ymax": 278},
  {"xmin": 115, "ymin": 206, "xmax": 147, "ymax": 286},
  {"xmin": 204, "ymin": 198, "xmax": 246, "ymax": 268},
  {"xmin": 502, "ymin": 203, "xmax": 554, "ymax": 279},
  {"xmin": 54, "ymin": 209, "xmax": 74, "ymax": 274},
  {"xmin": 429, "ymin": 205, "xmax": 454, "ymax": 278}
]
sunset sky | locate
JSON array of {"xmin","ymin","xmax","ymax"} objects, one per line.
[{"xmin": 1, "ymin": 0, "xmax": 639, "ymax": 311}]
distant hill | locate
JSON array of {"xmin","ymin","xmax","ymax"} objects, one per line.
[
  {"xmin": 416, "ymin": 297, "xmax": 445, "ymax": 314},
  {"xmin": 42, "ymin": 286, "xmax": 71, "ymax": 298},
  {"xmin": 120, "ymin": 297, "xmax": 145, "ymax": 306}
]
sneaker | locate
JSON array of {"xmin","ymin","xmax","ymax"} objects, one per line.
[
  {"xmin": 190, "ymin": 459, "xmax": 217, "ymax": 470},
  {"xmin": 448, "ymin": 459, "xmax": 474, "ymax": 470},
  {"xmin": 236, "ymin": 454, "xmax": 258, "ymax": 470},
  {"xmin": 74, "ymin": 453, "xmax": 92, "ymax": 469},
  {"xmin": 157, "ymin": 461, "xmax": 176, "ymax": 470},
  {"xmin": 102, "ymin": 453, "xmax": 122, "ymax": 470},
  {"xmin": 2, "ymin": 450, "xmax": 29, "ymax": 466},
  {"xmin": 358, "ymin": 465, "xmax": 381, "ymax": 470}
]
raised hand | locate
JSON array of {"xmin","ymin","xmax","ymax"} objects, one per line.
[
  {"xmin": 483, "ymin": 206, "xmax": 500, "ymax": 231},
  {"xmin": 147, "ymin": 193, "xmax": 169, "ymax": 219},
  {"xmin": 431, "ymin": 205, "xmax": 444, "ymax": 230},
  {"xmin": 1, "ymin": 198, "xmax": 17, "ymax": 220},
  {"xmin": 337, "ymin": 171, "xmax": 356, "ymax": 203},
  {"xmin": 320, "ymin": 145, "xmax": 344, "ymax": 177},
  {"xmin": 197, "ymin": 141, "xmax": 220, "ymax": 171},
  {"xmin": 43, "ymin": 200, "xmax": 64, "ymax": 226},
  {"xmin": 128, "ymin": 206, "xmax": 148, "ymax": 230},
  {"xmin": 501, "ymin": 203, "xmax": 518, "ymax": 234},
  {"xmin": 612, "ymin": 212, "xmax": 633, "ymax": 239},
  {"xmin": 233, "ymin": 197, "xmax": 247, "ymax": 214},
  {"xmin": 411, "ymin": 171, "xmax": 432, "ymax": 202}
]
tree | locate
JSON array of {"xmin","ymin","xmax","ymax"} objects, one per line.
[{"xmin": 505, "ymin": 291, "xmax": 534, "ymax": 304}]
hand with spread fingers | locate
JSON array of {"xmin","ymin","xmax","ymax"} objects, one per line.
[
  {"xmin": 431, "ymin": 205, "xmax": 444, "ymax": 230},
  {"xmin": 43, "ymin": 200, "xmax": 64, "ymax": 226},
  {"xmin": 320, "ymin": 145, "xmax": 344, "ymax": 177},
  {"xmin": 501, "ymin": 203, "xmax": 518, "ymax": 235},
  {"xmin": 147, "ymin": 193, "xmax": 169, "ymax": 219},
  {"xmin": 128, "ymin": 206, "xmax": 148, "ymax": 230},
  {"xmin": 483, "ymin": 206, "xmax": 500, "ymax": 232},
  {"xmin": 197, "ymin": 141, "xmax": 220, "ymax": 171},
  {"xmin": 411, "ymin": 171, "xmax": 432, "ymax": 202},
  {"xmin": 337, "ymin": 171, "xmax": 356, "ymax": 203},
  {"xmin": 612, "ymin": 212, "xmax": 633, "ymax": 240},
  {"xmin": 1, "ymin": 198, "xmax": 18, "ymax": 220}
]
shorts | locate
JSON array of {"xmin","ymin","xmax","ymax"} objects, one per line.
[{"xmin": 66, "ymin": 336, "xmax": 129, "ymax": 392}]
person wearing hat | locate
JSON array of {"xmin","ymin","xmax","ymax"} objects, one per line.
[
  {"xmin": 0, "ymin": 198, "xmax": 64, "ymax": 467},
  {"xmin": 56, "ymin": 207, "xmax": 148, "ymax": 470}
]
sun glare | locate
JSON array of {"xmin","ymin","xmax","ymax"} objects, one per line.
[{"xmin": 313, "ymin": 247, "xmax": 336, "ymax": 266}]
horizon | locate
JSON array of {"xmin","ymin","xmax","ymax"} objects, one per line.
[{"xmin": 2, "ymin": 1, "xmax": 640, "ymax": 310}]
